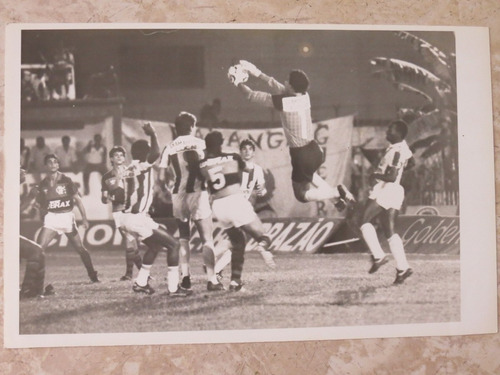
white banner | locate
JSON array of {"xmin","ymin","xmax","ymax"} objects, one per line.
[{"xmin": 122, "ymin": 115, "xmax": 354, "ymax": 218}]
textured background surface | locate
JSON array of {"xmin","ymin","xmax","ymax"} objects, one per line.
[{"xmin": 1, "ymin": 1, "xmax": 499, "ymax": 374}]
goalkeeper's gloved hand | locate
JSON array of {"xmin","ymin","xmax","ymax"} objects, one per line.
[{"xmin": 239, "ymin": 60, "xmax": 262, "ymax": 77}]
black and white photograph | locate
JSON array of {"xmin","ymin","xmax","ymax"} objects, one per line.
[{"xmin": 3, "ymin": 24, "xmax": 496, "ymax": 348}]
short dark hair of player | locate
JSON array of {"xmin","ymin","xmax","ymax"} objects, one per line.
[
  {"xmin": 239, "ymin": 139, "xmax": 255, "ymax": 151},
  {"xmin": 205, "ymin": 131, "xmax": 224, "ymax": 153},
  {"xmin": 289, "ymin": 70, "xmax": 309, "ymax": 94},
  {"xmin": 44, "ymin": 154, "xmax": 59, "ymax": 165},
  {"xmin": 131, "ymin": 140, "xmax": 150, "ymax": 162},
  {"xmin": 109, "ymin": 146, "xmax": 126, "ymax": 158},
  {"xmin": 390, "ymin": 120, "xmax": 409, "ymax": 139},
  {"xmin": 175, "ymin": 112, "xmax": 197, "ymax": 136}
]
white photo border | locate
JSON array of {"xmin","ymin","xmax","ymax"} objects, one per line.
[{"xmin": 3, "ymin": 23, "xmax": 497, "ymax": 348}]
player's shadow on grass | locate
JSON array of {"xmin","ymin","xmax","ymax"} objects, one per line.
[
  {"xmin": 329, "ymin": 285, "xmax": 384, "ymax": 306},
  {"xmin": 23, "ymin": 291, "xmax": 264, "ymax": 329}
]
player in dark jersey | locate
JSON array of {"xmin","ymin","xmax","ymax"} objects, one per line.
[
  {"xmin": 121, "ymin": 123, "xmax": 188, "ymax": 297},
  {"xmin": 19, "ymin": 168, "xmax": 54, "ymax": 299},
  {"xmin": 20, "ymin": 155, "xmax": 99, "ymax": 283},
  {"xmin": 232, "ymin": 60, "xmax": 354, "ymax": 209},
  {"xmin": 101, "ymin": 146, "xmax": 142, "ymax": 281},
  {"xmin": 199, "ymin": 131, "xmax": 275, "ymax": 292}
]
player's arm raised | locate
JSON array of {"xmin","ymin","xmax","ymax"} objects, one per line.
[
  {"xmin": 239, "ymin": 60, "xmax": 286, "ymax": 94},
  {"xmin": 20, "ymin": 186, "xmax": 38, "ymax": 212},
  {"xmin": 143, "ymin": 122, "xmax": 160, "ymax": 163},
  {"xmin": 237, "ymin": 84, "xmax": 274, "ymax": 108}
]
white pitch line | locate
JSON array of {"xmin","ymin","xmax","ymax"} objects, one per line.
[{"xmin": 323, "ymin": 238, "xmax": 360, "ymax": 247}]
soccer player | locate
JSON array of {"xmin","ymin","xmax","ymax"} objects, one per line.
[
  {"xmin": 213, "ymin": 139, "xmax": 268, "ymax": 276},
  {"xmin": 20, "ymin": 155, "xmax": 99, "ymax": 283},
  {"xmin": 199, "ymin": 131, "xmax": 275, "ymax": 291},
  {"xmin": 233, "ymin": 60, "xmax": 354, "ymax": 209},
  {"xmin": 19, "ymin": 168, "xmax": 53, "ymax": 299},
  {"xmin": 356, "ymin": 120, "xmax": 414, "ymax": 284},
  {"xmin": 120, "ymin": 123, "xmax": 188, "ymax": 297},
  {"xmin": 101, "ymin": 146, "xmax": 142, "ymax": 281},
  {"xmin": 159, "ymin": 112, "xmax": 219, "ymax": 291},
  {"xmin": 239, "ymin": 139, "xmax": 267, "ymax": 201}
]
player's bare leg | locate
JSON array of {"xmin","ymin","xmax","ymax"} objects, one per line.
[
  {"xmin": 176, "ymin": 220, "xmax": 191, "ymax": 289},
  {"xmin": 240, "ymin": 218, "xmax": 275, "ymax": 269},
  {"xmin": 226, "ymin": 227, "xmax": 246, "ymax": 291},
  {"xmin": 359, "ymin": 199, "xmax": 388, "ymax": 273},
  {"xmin": 293, "ymin": 174, "xmax": 354, "ymax": 210},
  {"xmin": 20, "ymin": 236, "xmax": 46, "ymax": 298},
  {"xmin": 195, "ymin": 216, "xmax": 222, "ymax": 290},
  {"xmin": 118, "ymin": 227, "xmax": 142, "ymax": 281},
  {"xmin": 66, "ymin": 228, "xmax": 99, "ymax": 282},
  {"xmin": 381, "ymin": 208, "xmax": 412, "ymax": 284},
  {"xmin": 135, "ymin": 225, "xmax": 187, "ymax": 296}
]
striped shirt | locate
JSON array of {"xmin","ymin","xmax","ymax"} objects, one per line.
[
  {"xmin": 159, "ymin": 135, "xmax": 206, "ymax": 194},
  {"xmin": 122, "ymin": 160, "xmax": 155, "ymax": 214},
  {"xmin": 244, "ymin": 75, "xmax": 313, "ymax": 148},
  {"xmin": 241, "ymin": 162, "xmax": 266, "ymax": 200},
  {"xmin": 375, "ymin": 140, "xmax": 413, "ymax": 185}
]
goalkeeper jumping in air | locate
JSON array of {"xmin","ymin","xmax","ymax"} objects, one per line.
[{"xmin": 230, "ymin": 60, "xmax": 354, "ymax": 210}]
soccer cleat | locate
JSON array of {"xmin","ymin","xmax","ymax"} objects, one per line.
[
  {"xmin": 132, "ymin": 282, "xmax": 155, "ymax": 295},
  {"xmin": 228, "ymin": 280, "xmax": 245, "ymax": 292},
  {"xmin": 207, "ymin": 281, "xmax": 225, "ymax": 291},
  {"xmin": 335, "ymin": 184, "xmax": 355, "ymax": 212},
  {"xmin": 394, "ymin": 268, "xmax": 413, "ymax": 284},
  {"xmin": 89, "ymin": 271, "xmax": 100, "ymax": 283},
  {"xmin": 120, "ymin": 275, "xmax": 132, "ymax": 281},
  {"xmin": 43, "ymin": 284, "xmax": 55, "ymax": 296},
  {"xmin": 180, "ymin": 275, "xmax": 192, "ymax": 290},
  {"xmin": 169, "ymin": 286, "xmax": 193, "ymax": 297},
  {"xmin": 216, "ymin": 271, "xmax": 224, "ymax": 283},
  {"xmin": 368, "ymin": 255, "xmax": 389, "ymax": 274},
  {"xmin": 259, "ymin": 250, "xmax": 276, "ymax": 269}
]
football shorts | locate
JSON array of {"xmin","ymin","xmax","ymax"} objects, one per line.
[
  {"xmin": 43, "ymin": 212, "xmax": 77, "ymax": 235},
  {"xmin": 369, "ymin": 182, "xmax": 405, "ymax": 210},
  {"xmin": 119, "ymin": 212, "xmax": 160, "ymax": 241},
  {"xmin": 289, "ymin": 140, "xmax": 324, "ymax": 183},
  {"xmin": 212, "ymin": 193, "xmax": 257, "ymax": 229},
  {"xmin": 172, "ymin": 190, "xmax": 212, "ymax": 222},
  {"xmin": 112, "ymin": 211, "xmax": 137, "ymax": 244}
]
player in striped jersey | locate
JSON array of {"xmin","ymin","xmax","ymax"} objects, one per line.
[
  {"xmin": 355, "ymin": 121, "xmax": 414, "ymax": 284},
  {"xmin": 20, "ymin": 155, "xmax": 99, "ymax": 283},
  {"xmin": 200, "ymin": 131, "xmax": 275, "ymax": 292},
  {"xmin": 120, "ymin": 123, "xmax": 188, "ymax": 297},
  {"xmin": 101, "ymin": 146, "xmax": 142, "ymax": 281},
  {"xmin": 159, "ymin": 112, "xmax": 219, "ymax": 291},
  {"xmin": 233, "ymin": 60, "xmax": 354, "ymax": 210}
]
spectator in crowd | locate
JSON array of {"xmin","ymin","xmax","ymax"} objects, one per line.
[
  {"xmin": 30, "ymin": 136, "xmax": 52, "ymax": 181},
  {"xmin": 83, "ymin": 134, "xmax": 107, "ymax": 195},
  {"xmin": 199, "ymin": 98, "xmax": 221, "ymax": 128},
  {"xmin": 55, "ymin": 135, "xmax": 77, "ymax": 173},
  {"xmin": 20, "ymin": 138, "xmax": 30, "ymax": 170},
  {"xmin": 21, "ymin": 70, "xmax": 37, "ymax": 102},
  {"xmin": 36, "ymin": 69, "xmax": 51, "ymax": 101}
]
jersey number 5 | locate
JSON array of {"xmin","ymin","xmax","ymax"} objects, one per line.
[{"xmin": 207, "ymin": 166, "xmax": 226, "ymax": 190}]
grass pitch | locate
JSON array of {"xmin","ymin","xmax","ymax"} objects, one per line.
[{"xmin": 19, "ymin": 250, "xmax": 460, "ymax": 335}]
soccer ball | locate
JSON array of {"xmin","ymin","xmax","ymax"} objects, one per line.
[{"xmin": 227, "ymin": 64, "xmax": 249, "ymax": 86}]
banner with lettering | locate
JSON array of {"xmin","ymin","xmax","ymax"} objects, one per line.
[{"xmin": 122, "ymin": 115, "xmax": 354, "ymax": 218}]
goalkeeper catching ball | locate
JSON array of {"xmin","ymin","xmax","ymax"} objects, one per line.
[{"xmin": 229, "ymin": 60, "xmax": 354, "ymax": 209}]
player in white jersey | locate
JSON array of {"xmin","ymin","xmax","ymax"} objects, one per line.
[
  {"xmin": 355, "ymin": 120, "xmax": 414, "ymax": 284},
  {"xmin": 232, "ymin": 60, "xmax": 354, "ymax": 209},
  {"xmin": 159, "ymin": 112, "xmax": 218, "ymax": 291},
  {"xmin": 122, "ymin": 123, "xmax": 189, "ymax": 297}
]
